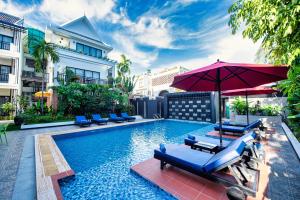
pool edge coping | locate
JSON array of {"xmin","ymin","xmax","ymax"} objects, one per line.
[{"xmin": 35, "ymin": 119, "xmax": 161, "ymax": 200}]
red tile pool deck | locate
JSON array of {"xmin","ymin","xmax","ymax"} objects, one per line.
[
  {"xmin": 206, "ymin": 131, "xmax": 240, "ymax": 140},
  {"xmin": 131, "ymin": 141, "xmax": 271, "ymax": 200}
]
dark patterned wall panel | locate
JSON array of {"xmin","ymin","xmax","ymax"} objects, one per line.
[{"xmin": 166, "ymin": 92, "xmax": 215, "ymax": 123}]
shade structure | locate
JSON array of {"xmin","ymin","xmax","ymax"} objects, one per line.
[
  {"xmin": 34, "ymin": 91, "xmax": 51, "ymax": 98},
  {"xmin": 222, "ymin": 86, "xmax": 279, "ymax": 124},
  {"xmin": 171, "ymin": 60, "xmax": 288, "ymax": 146},
  {"xmin": 222, "ymin": 86, "xmax": 278, "ymax": 96}
]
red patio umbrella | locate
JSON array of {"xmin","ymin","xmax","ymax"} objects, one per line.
[
  {"xmin": 222, "ymin": 86, "xmax": 279, "ymax": 124},
  {"xmin": 170, "ymin": 60, "xmax": 288, "ymax": 146}
]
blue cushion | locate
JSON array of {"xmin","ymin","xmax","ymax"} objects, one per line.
[
  {"xmin": 154, "ymin": 144, "xmax": 213, "ymax": 171},
  {"xmin": 214, "ymin": 125, "xmax": 246, "ymax": 133},
  {"xmin": 246, "ymin": 120, "xmax": 261, "ymax": 130},
  {"xmin": 121, "ymin": 113, "xmax": 129, "ymax": 117},
  {"xmin": 188, "ymin": 134, "xmax": 195, "ymax": 140},
  {"xmin": 185, "ymin": 135, "xmax": 232, "ymax": 147},
  {"xmin": 239, "ymin": 131, "xmax": 256, "ymax": 144},
  {"xmin": 76, "ymin": 116, "xmax": 87, "ymax": 122},
  {"xmin": 92, "ymin": 114, "xmax": 101, "ymax": 120},
  {"xmin": 204, "ymin": 139, "xmax": 245, "ymax": 172},
  {"xmin": 160, "ymin": 144, "xmax": 166, "ymax": 153}
]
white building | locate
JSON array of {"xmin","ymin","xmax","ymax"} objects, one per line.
[
  {"xmin": 133, "ymin": 66, "xmax": 188, "ymax": 98},
  {"xmin": 0, "ymin": 12, "xmax": 24, "ymax": 105},
  {"xmin": 45, "ymin": 16, "xmax": 116, "ymax": 87}
]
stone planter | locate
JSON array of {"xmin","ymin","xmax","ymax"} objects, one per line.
[{"xmin": 235, "ymin": 115, "xmax": 282, "ymax": 127}]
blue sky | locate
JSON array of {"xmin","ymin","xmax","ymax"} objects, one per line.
[{"xmin": 1, "ymin": 0, "xmax": 260, "ymax": 74}]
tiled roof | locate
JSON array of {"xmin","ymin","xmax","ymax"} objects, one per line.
[{"xmin": 0, "ymin": 12, "xmax": 21, "ymax": 25}]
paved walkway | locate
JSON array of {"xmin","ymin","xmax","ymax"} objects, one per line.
[
  {"xmin": 0, "ymin": 123, "xmax": 299, "ymax": 200},
  {"xmin": 266, "ymin": 127, "xmax": 300, "ymax": 200},
  {"xmin": 0, "ymin": 125, "xmax": 86, "ymax": 200}
]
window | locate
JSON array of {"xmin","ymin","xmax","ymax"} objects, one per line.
[
  {"xmin": 0, "ymin": 65, "xmax": 10, "ymax": 83},
  {"xmin": 1, "ymin": 35, "xmax": 13, "ymax": 43},
  {"xmin": 76, "ymin": 43, "xmax": 84, "ymax": 53},
  {"xmin": 90, "ymin": 48, "xmax": 96, "ymax": 57},
  {"xmin": 0, "ymin": 96, "xmax": 10, "ymax": 106},
  {"xmin": 0, "ymin": 34, "xmax": 13, "ymax": 50},
  {"xmin": 75, "ymin": 68, "xmax": 84, "ymax": 77},
  {"xmin": 85, "ymin": 70, "xmax": 93, "ymax": 78},
  {"xmin": 0, "ymin": 65, "xmax": 11, "ymax": 74},
  {"xmin": 76, "ymin": 42, "xmax": 102, "ymax": 58},
  {"xmin": 96, "ymin": 49, "xmax": 102, "ymax": 58},
  {"xmin": 83, "ymin": 45, "xmax": 89, "ymax": 55},
  {"xmin": 25, "ymin": 59, "xmax": 35, "ymax": 68},
  {"xmin": 93, "ymin": 71, "xmax": 100, "ymax": 79},
  {"xmin": 66, "ymin": 67, "xmax": 101, "ymax": 84}
]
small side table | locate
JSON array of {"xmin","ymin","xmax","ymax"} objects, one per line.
[{"xmin": 192, "ymin": 141, "xmax": 218, "ymax": 153}]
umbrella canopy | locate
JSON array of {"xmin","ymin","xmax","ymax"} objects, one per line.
[
  {"xmin": 34, "ymin": 91, "xmax": 51, "ymax": 98},
  {"xmin": 171, "ymin": 60, "xmax": 288, "ymax": 146},
  {"xmin": 222, "ymin": 86, "xmax": 279, "ymax": 124},
  {"xmin": 222, "ymin": 86, "xmax": 278, "ymax": 96},
  {"xmin": 171, "ymin": 61, "xmax": 288, "ymax": 91}
]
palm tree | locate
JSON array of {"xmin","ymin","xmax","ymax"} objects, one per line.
[
  {"xmin": 117, "ymin": 54, "xmax": 132, "ymax": 78},
  {"xmin": 32, "ymin": 40, "xmax": 59, "ymax": 114}
]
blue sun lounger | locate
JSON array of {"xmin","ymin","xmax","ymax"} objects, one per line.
[
  {"xmin": 221, "ymin": 121, "xmax": 248, "ymax": 127},
  {"xmin": 120, "ymin": 112, "xmax": 136, "ymax": 122},
  {"xmin": 185, "ymin": 131, "xmax": 257, "ymax": 149},
  {"xmin": 75, "ymin": 116, "xmax": 91, "ymax": 127},
  {"xmin": 154, "ymin": 139, "xmax": 258, "ymax": 197},
  {"xmin": 109, "ymin": 113, "xmax": 125, "ymax": 123},
  {"xmin": 184, "ymin": 131, "xmax": 264, "ymax": 162},
  {"xmin": 91, "ymin": 114, "xmax": 108, "ymax": 125},
  {"xmin": 214, "ymin": 119, "xmax": 262, "ymax": 134}
]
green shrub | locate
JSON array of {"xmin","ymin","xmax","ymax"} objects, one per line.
[
  {"xmin": 14, "ymin": 116, "xmax": 24, "ymax": 126},
  {"xmin": 231, "ymin": 97, "xmax": 282, "ymax": 116},
  {"xmin": 18, "ymin": 113, "xmax": 73, "ymax": 124},
  {"xmin": 1, "ymin": 102, "xmax": 14, "ymax": 116},
  {"xmin": 231, "ymin": 97, "xmax": 247, "ymax": 115},
  {"xmin": 261, "ymin": 105, "xmax": 281, "ymax": 116},
  {"xmin": 53, "ymin": 83, "xmax": 132, "ymax": 116},
  {"xmin": 7, "ymin": 123, "xmax": 21, "ymax": 131}
]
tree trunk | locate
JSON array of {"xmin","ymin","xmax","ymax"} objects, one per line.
[{"xmin": 41, "ymin": 53, "xmax": 45, "ymax": 115}]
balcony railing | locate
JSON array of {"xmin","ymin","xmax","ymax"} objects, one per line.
[
  {"xmin": 22, "ymin": 71, "xmax": 49, "ymax": 82},
  {"xmin": 22, "ymin": 86, "xmax": 43, "ymax": 93},
  {"xmin": 0, "ymin": 42, "xmax": 10, "ymax": 50},
  {"xmin": 0, "ymin": 73, "xmax": 9, "ymax": 83}
]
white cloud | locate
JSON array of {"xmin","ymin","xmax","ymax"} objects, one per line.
[
  {"xmin": 129, "ymin": 16, "xmax": 173, "ymax": 48},
  {"xmin": 107, "ymin": 9, "xmax": 174, "ymax": 49},
  {"xmin": 155, "ymin": 32, "xmax": 261, "ymax": 70},
  {"xmin": 177, "ymin": 0, "xmax": 201, "ymax": 5},
  {"xmin": 0, "ymin": 0, "xmax": 35, "ymax": 18},
  {"xmin": 39, "ymin": 0, "xmax": 115, "ymax": 23},
  {"xmin": 109, "ymin": 33, "xmax": 158, "ymax": 73}
]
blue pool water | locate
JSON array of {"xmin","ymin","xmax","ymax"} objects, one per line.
[{"xmin": 54, "ymin": 120, "xmax": 214, "ymax": 199}]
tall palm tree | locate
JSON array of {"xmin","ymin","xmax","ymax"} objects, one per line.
[
  {"xmin": 32, "ymin": 40, "xmax": 59, "ymax": 114},
  {"xmin": 117, "ymin": 54, "xmax": 131, "ymax": 78}
]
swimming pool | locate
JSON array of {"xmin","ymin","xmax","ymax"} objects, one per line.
[{"xmin": 54, "ymin": 120, "xmax": 215, "ymax": 199}]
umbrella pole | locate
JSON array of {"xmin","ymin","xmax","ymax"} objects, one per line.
[
  {"xmin": 217, "ymin": 69, "xmax": 223, "ymax": 147},
  {"xmin": 246, "ymin": 91, "xmax": 249, "ymax": 125}
]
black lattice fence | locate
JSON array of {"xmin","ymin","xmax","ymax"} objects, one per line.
[
  {"xmin": 164, "ymin": 92, "xmax": 216, "ymax": 123},
  {"xmin": 131, "ymin": 92, "xmax": 216, "ymax": 122}
]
